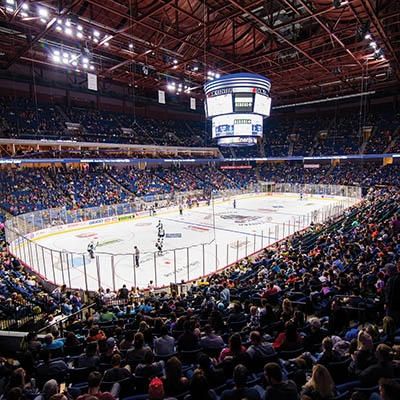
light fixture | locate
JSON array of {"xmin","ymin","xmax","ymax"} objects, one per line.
[
  {"xmin": 38, "ymin": 7, "xmax": 48, "ymax": 18},
  {"xmin": 374, "ymin": 48, "xmax": 384, "ymax": 60},
  {"xmin": 333, "ymin": 0, "xmax": 341, "ymax": 8}
]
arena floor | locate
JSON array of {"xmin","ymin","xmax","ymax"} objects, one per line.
[{"xmin": 33, "ymin": 194, "xmax": 352, "ymax": 291}]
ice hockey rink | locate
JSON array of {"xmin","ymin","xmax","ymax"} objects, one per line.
[{"xmin": 30, "ymin": 194, "xmax": 353, "ymax": 291}]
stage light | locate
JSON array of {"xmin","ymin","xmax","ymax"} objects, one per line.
[
  {"xmin": 333, "ymin": 0, "xmax": 341, "ymax": 8},
  {"xmin": 38, "ymin": 7, "xmax": 48, "ymax": 18}
]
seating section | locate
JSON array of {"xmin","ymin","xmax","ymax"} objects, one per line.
[
  {"xmin": 1, "ymin": 97, "xmax": 399, "ymax": 156},
  {"xmin": 1, "ymin": 99, "xmax": 400, "ymax": 399},
  {"xmin": 0, "ymin": 165, "xmax": 398, "ymax": 399}
]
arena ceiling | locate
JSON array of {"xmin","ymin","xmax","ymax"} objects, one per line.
[{"xmin": 0, "ymin": 0, "xmax": 399, "ymax": 106}]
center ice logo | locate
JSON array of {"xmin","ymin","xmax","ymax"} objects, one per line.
[{"xmin": 220, "ymin": 214, "xmax": 261, "ymax": 224}]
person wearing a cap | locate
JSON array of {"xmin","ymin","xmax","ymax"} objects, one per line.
[
  {"xmin": 100, "ymin": 337, "xmax": 121, "ymax": 365},
  {"xmin": 384, "ymin": 263, "xmax": 400, "ymax": 327}
]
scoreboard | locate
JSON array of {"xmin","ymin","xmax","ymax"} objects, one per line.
[{"xmin": 204, "ymin": 73, "xmax": 271, "ymax": 146}]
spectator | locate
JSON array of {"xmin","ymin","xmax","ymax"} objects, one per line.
[
  {"xmin": 227, "ymin": 303, "xmax": 245, "ymax": 326},
  {"xmin": 247, "ymin": 306, "xmax": 261, "ymax": 331},
  {"xmin": 3, "ymin": 368, "xmax": 29, "ymax": 399},
  {"xmin": 263, "ymin": 362, "xmax": 299, "ymax": 400},
  {"xmin": 154, "ymin": 325, "xmax": 175, "ymax": 356},
  {"xmin": 200, "ymin": 325, "xmax": 225, "ymax": 350},
  {"xmin": 70, "ymin": 291, "xmax": 82, "ymax": 312},
  {"xmin": 185, "ymin": 369, "xmax": 217, "ymax": 400},
  {"xmin": 304, "ymin": 318, "xmax": 328, "ymax": 352},
  {"xmin": 272, "ymin": 320, "xmax": 303, "ymax": 351},
  {"xmin": 328, "ymin": 299, "xmax": 348, "ymax": 335},
  {"xmin": 100, "ymin": 307, "xmax": 117, "ymax": 323},
  {"xmin": 118, "ymin": 284, "xmax": 129, "ymax": 300},
  {"xmin": 35, "ymin": 349, "xmax": 69, "ymax": 389},
  {"xmin": 375, "ymin": 377, "xmax": 400, "ymax": 400},
  {"xmin": 359, "ymin": 344, "xmax": 394, "ymax": 386},
  {"xmin": 60, "ymin": 299, "xmax": 72, "ymax": 317},
  {"xmin": 219, "ymin": 364, "xmax": 260, "ymax": 400},
  {"xmin": 41, "ymin": 334, "xmax": 64, "ymax": 352},
  {"xmin": 218, "ymin": 332, "xmax": 247, "ymax": 362},
  {"xmin": 125, "ymin": 332, "xmax": 152, "ymax": 370},
  {"xmin": 34, "ymin": 379, "xmax": 58, "ymax": 400},
  {"xmin": 246, "ymin": 331, "xmax": 276, "ymax": 360},
  {"xmin": 76, "ymin": 371, "xmax": 116, "ymax": 400},
  {"xmin": 316, "ymin": 337, "xmax": 343, "ymax": 366},
  {"xmin": 301, "ymin": 364, "xmax": 336, "ymax": 400},
  {"xmin": 100, "ymin": 338, "xmax": 120, "ymax": 365},
  {"xmin": 259, "ymin": 301, "xmax": 278, "ymax": 327},
  {"xmin": 348, "ymin": 330, "xmax": 376, "ymax": 378},
  {"xmin": 25, "ymin": 332, "xmax": 42, "ymax": 357},
  {"xmin": 161, "ymin": 356, "xmax": 189, "ymax": 397},
  {"xmin": 219, "ymin": 283, "xmax": 230, "ymax": 308},
  {"xmin": 78, "ymin": 342, "xmax": 100, "ymax": 369},
  {"xmin": 103, "ymin": 354, "xmax": 132, "ymax": 382},
  {"xmin": 86, "ymin": 325, "xmax": 106, "ymax": 343},
  {"xmin": 135, "ymin": 350, "xmax": 164, "ymax": 378},
  {"xmin": 138, "ymin": 320, "xmax": 153, "ymax": 346},
  {"xmin": 196, "ymin": 352, "xmax": 225, "ymax": 388},
  {"xmin": 384, "ymin": 263, "xmax": 400, "ymax": 327},
  {"xmin": 177, "ymin": 319, "xmax": 199, "ymax": 352},
  {"xmin": 64, "ymin": 332, "xmax": 81, "ymax": 348},
  {"xmin": 280, "ymin": 299, "xmax": 294, "ymax": 323},
  {"xmin": 119, "ymin": 330, "xmax": 135, "ymax": 351},
  {"xmin": 5, "ymin": 387, "xmax": 23, "ymax": 400}
]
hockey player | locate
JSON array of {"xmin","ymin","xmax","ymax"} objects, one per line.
[
  {"xmin": 87, "ymin": 241, "xmax": 96, "ymax": 259},
  {"xmin": 134, "ymin": 246, "xmax": 140, "ymax": 268},
  {"xmin": 157, "ymin": 224, "xmax": 165, "ymax": 241},
  {"xmin": 155, "ymin": 238, "xmax": 163, "ymax": 255}
]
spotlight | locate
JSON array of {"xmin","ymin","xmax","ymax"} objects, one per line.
[
  {"xmin": 142, "ymin": 65, "xmax": 148, "ymax": 75},
  {"xmin": 333, "ymin": 0, "xmax": 341, "ymax": 8},
  {"xmin": 374, "ymin": 48, "xmax": 384, "ymax": 60},
  {"xmin": 385, "ymin": 66, "xmax": 394, "ymax": 79}
]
